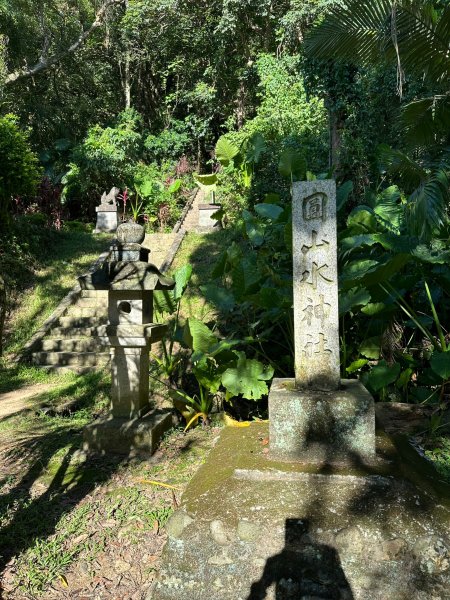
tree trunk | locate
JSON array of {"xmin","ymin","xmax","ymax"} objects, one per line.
[{"xmin": 328, "ymin": 107, "xmax": 344, "ymax": 178}]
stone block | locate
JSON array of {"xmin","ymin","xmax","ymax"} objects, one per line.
[
  {"xmin": 269, "ymin": 378, "xmax": 375, "ymax": 463},
  {"xmin": 110, "ymin": 346, "xmax": 150, "ymax": 418},
  {"xmin": 198, "ymin": 204, "xmax": 221, "ymax": 228},
  {"xmin": 83, "ymin": 409, "xmax": 172, "ymax": 455},
  {"xmin": 94, "ymin": 210, "xmax": 118, "ymax": 233}
]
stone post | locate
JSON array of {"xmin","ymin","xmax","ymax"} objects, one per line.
[
  {"xmin": 269, "ymin": 180, "xmax": 375, "ymax": 464},
  {"xmin": 293, "ymin": 180, "xmax": 340, "ymax": 391}
]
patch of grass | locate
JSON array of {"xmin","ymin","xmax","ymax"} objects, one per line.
[
  {"xmin": 169, "ymin": 229, "xmax": 238, "ymax": 323},
  {"xmin": 425, "ymin": 436, "xmax": 450, "ymax": 482},
  {"xmin": 5, "ymin": 229, "xmax": 111, "ymax": 355},
  {"xmin": 0, "ymin": 362, "xmax": 61, "ymax": 393}
]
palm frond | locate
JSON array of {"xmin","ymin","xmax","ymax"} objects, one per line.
[
  {"xmin": 305, "ymin": 0, "xmax": 393, "ymax": 64},
  {"xmin": 306, "ymin": 1, "xmax": 450, "ymax": 84},
  {"xmin": 402, "ymin": 95, "xmax": 450, "ymax": 146},
  {"xmin": 377, "ymin": 144, "xmax": 427, "ymax": 190},
  {"xmin": 405, "ymin": 169, "xmax": 449, "ymax": 241}
]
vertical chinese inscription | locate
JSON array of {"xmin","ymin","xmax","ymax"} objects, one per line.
[{"xmin": 293, "ymin": 181, "xmax": 340, "ymax": 390}]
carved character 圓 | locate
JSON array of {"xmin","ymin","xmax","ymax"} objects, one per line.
[{"xmin": 302, "ymin": 192, "xmax": 327, "ymax": 221}]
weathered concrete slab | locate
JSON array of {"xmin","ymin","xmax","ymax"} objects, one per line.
[
  {"xmin": 83, "ymin": 409, "xmax": 172, "ymax": 456},
  {"xmin": 150, "ymin": 424, "xmax": 450, "ymax": 600},
  {"xmin": 269, "ymin": 378, "xmax": 375, "ymax": 464}
]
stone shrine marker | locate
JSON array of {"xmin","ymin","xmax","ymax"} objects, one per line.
[
  {"xmin": 269, "ymin": 180, "xmax": 375, "ymax": 463},
  {"xmin": 293, "ymin": 180, "xmax": 339, "ymax": 391},
  {"xmin": 94, "ymin": 187, "xmax": 120, "ymax": 233}
]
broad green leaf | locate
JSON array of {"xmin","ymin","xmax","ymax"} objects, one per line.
[
  {"xmin": 340, "ymin": 260, "xmax": 379, "ymax": 285},
  {"xmin": 174, "ymin": 264, "xmax": 192, "ymax": 301},
  {"xmin": 221, "ymin": 352, "xmax": 274, "ymax": 400},
  {"xmin": 360, "ymin": 336, "xmax": 381, "ymax": 359},
  {"xmin": 192, "ymin": 355, "xmax": 222, "ymax": 393},
  {"xmin": 135, "ymin": 178, "xmax": 154, "ymax": 198},
  {"xmin": 243, "ymin": 210, "xmax": 264, "ymax": 246},
  {"xmin": 168, "ymin": 179, "xmax": 182, "ymax": 194},
  {"xmin": 346, "ymin": 359, "xmax": 368, "ymax": 374},
  {"xmin": 200, "ymin": 284, "xmax": 235, "ymax": 312},
  {"xmin": 360, "ymin": 253, "xmax": 411, "ymax": 287},
  {"xmin": 278, "ymin": 148, "xmax": 306, "ymax": 180},
  {"xmin": 154, "ymin": 289, "xmax": 176, "ymax": 315},
  {"xmin": 183, "ymin": 318, "xmax": 216, "ymax": 353},
  {"xmin": 367, "ymin": 360, "xmax": 401, "ymax": 392},
  {"xmin": 194, "ymin": 173, "xmax": 218, "ymax": 187},
  {"xmin": 254, "ymin": 203, "xmax": 283, "ymax": 221},
  {"xmin": 339, "ymin": 287, "xmax": 371, "ymax": 315},
  {"xmin": 346, "ymin": 206, "xmax": 377, "ymax": 231},
  {"xmin": 430, "ymin": 351, "xmax": 450, "ymax": 380},
  {"xmin": 361, "ymin": 302, "xmax": 386, "ymax": 315},
  {"xmin": 215, "ymin": 137, "xmax": 239, "ymax": 167},
  {"xmin": 264, "ymin": 192, "xmax": 281, "ymax": 203},
  {"xmin": 396, "ymin": 368, "xmax": 414, "ymax": 388},
  {"xmin": 245, "ymin": 132, "xmax": 266, "ymax": 164},
  {"xmin": 337, "ymin": 180, "xmax": 353, "ymax": 211}
]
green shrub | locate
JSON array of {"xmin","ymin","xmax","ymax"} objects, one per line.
[
  {"xmin": 0, "ymin": 114, "xmax": 41, "ymax": 224},
  {"xmin": 62, "ymin": 109, "xmax": 144, "ymax": 217},
  {"xmin": 144, "ymin": 120, "xmax": 192, "ymax": 163}
]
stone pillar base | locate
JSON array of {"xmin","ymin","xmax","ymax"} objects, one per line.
[
  {"xmin": 83, "ymin": 409, "xmax": 172, "ymax": 456},
  {"xmin": 269, "ymin": 378, "xmax": 375, "ymax": 464}
]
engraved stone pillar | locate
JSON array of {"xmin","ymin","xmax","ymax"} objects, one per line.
[
  {"xmin": 293, "ymin": 180, "xmax": 340, "ymax": 391},
  {"xmin": 269, "ymin": 180, "xmax": 375, "ymax": 464}
]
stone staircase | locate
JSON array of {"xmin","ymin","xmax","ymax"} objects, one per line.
[
  {"xmin": 30, "ymin": 290, "xmax": 110, "ymax": 373},
  {"xmin": 26, "ymin": 189, "xmax": 205, "ymax": 373}
]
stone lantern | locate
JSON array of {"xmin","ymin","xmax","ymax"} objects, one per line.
[{"xmin": 79, "ymin": 221, "xmax": 175, "ymax": 455}]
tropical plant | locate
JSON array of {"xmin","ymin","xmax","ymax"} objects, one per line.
[{"xmin": 0, "ymin": 114, "xmax": 41, "ymax": 226}]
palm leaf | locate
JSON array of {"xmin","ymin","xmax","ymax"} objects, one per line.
[
  {"xmin": 402, "ymin": 95, "xmax": 450, "ymax": 146},
  {"xmin": 405, "ymin": 169, "xmax": 449, "ymax": 241}
]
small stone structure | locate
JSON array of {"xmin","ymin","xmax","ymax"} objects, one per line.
[
  {"xmin": 94, "ymin": 187, "xmax": 120, "ymax": 233},
  {"xmin": 198, "ymin": 203, "xmax": 221, "ymax": 229},
  {"xmin": 80, "ymin": 222, "xmax": 174, "ymax": 454},
  {"xmin": 269, "ymin": 180, "xmax": 375, "ymax": 464}
]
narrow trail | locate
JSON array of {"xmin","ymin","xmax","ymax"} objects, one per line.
[{"xmin": 0, "ymin": 383, "xmax": 54, "ymax": 419}]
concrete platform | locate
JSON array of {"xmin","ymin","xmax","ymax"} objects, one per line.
[
  {"xmin": 83, "ymin": 409, "xmax": 172, "ymax": 456},
  {"xmin": 149, "ymin": 423, "xmax": 450, "ymax": 600}
]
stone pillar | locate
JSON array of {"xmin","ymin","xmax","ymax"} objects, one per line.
[
  {"xmin": 293, "ymin": 180, "xmax": 339, "ymax": 391},
  {"xmin": 111, "ymin": 346, "xmax": 150, "ymax": 418},
  {"xmin": 269, "ymin": 180, "xmax": 375, "ymax": 464},
  {"xmin": 94, "ymin": 188, "xmax": 120, "ymax": 233}
]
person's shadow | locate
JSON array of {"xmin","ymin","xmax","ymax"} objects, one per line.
[{"xmin": 247, "ymin": 519, "xmax": 354, "ymax": 600}]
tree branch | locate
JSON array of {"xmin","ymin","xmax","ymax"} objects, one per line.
[{"xmin": 5, "ymin": 0, "xmax": 123, "ymax": 85}]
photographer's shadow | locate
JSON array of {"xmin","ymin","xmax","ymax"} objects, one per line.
[{"xmin": 247, "ymin": 518, "xmax": 353, "ymax": 600}]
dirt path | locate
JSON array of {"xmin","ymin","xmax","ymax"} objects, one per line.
[{"xmin": 0, "ymin": 383, "xmax": 54, "ymax": 419}]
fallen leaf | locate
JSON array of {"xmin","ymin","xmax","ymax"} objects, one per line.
[
  {"xmin": 153, "ymin": 520, "xmax": 160, "ymax": 535},
  {"xmin": 58, "ymin": 574, "xmax": 69, "ymax": 588},
  {"xmin": 261, "ymin": 437, "xmax": 269, "ymax": 446}
]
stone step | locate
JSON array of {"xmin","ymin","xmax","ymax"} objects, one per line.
[
  {"xmin": 48, "ymin": 326, "xmax": 107, "ymax": 338},
  {"xmin": 38, "ymin": 365, "xmax": 105, "ymax": 375},
  {"xmin": 31, "ymin": 351, "xmax": 110, "ymax": 367},
  {"xmin": 75, "ymin": 298, "xmax": 108, "ymax": 309},
  {"xmin": 56, "ymin": 315, "xmax": 109, "ymax": 328},
  {"xmin": 64, "ymin": 307, "xmax": 107, "ymax": 318},
  {"xmin": 35, "ymin": 338, "xmax": 109, "ymax": 352},
  {"xmin": 80, "ymin": 290, "xmax": 109, "ymax": 299}
]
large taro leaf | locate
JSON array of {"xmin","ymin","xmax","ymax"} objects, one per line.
[
  {"xmin": 430, "ymin": 351, "xmax": 450, "ymax": 380},
  {"xmin": 194, "ymin": 173, "xmax": 218, "ymax": 187},
  {"xmin": 254, "ymin": 203, "xmax": 283, "ymax": 221},
  {"xmin": 360, "ymin": 336, "xmax": 381, "ymax": 359},
  {"xmin": 174, "ymin": 264, "xmax": 192, "ymax": 301},
  {"xmin": 183, "ymin": 318, "xmax": 216, "ymax": 353},
  {"xmin": 192, "ymin": 354, "xmax": 222, "ymax": 394},
  {"xmin": 367, "ymin": 360, "xmax": 401, "ymax": 392},
  {"xmin": 200, "ymin": 284, "xmax": 235, "ymax": 312},
  {"xmin": 243, "ymin": 209, "xmax": 265, "ymax": 246},
  {"xmin": 346, "ymin": 206, "xmax": 377, "ymax": 232},
  {"xmin": 215, "ymin": 137, "xmax": 239, "ymax": 167},
  {"xmin": 221, "ymin": 352, "xmax": 274, "ymax": 400},
  {"xmin": 245, "ymin": 132, "xmax": 266, "ymax": 164},
  {"xmin": 339, "ymin": 287, "xmax": 371, "ymax": 316},
  {"xmin": 278, "ymin": 148, "xmax": 306, "ymax": 180},
  {"xmin": 154, "ymin": 289, "xmax": 176, "ymax": 315}
]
